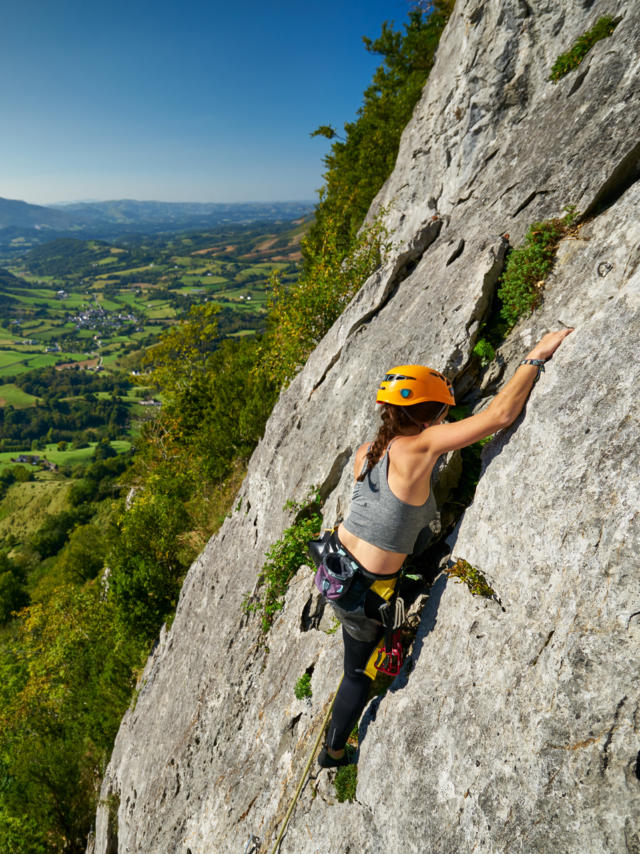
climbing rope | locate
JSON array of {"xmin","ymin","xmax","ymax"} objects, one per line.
[{"xmin": 268, "ymin": 680, "xmax": 342, "ymax": 854}]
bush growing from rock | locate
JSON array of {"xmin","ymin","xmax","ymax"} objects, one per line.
[{"xmin": 550, "ymin": 17, "xmax": 619, "ymax": 83}]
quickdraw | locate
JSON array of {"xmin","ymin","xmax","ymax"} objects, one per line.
[
  {"xmin": 374, "ymin": 629, "xmax": 404, "ymax": 676},
  {"xmin": 375, "ymin": 593, "xmax": 405, "ymax": 676}
]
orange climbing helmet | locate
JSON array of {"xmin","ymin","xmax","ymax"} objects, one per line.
[{"xmin": 376, "ymin": 364, "xmax": 455, "ymax": 407}]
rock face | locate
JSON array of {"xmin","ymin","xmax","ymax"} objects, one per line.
[{"xmin": 90, "ymin": 2, "xmax": 640, "ymax": 852}]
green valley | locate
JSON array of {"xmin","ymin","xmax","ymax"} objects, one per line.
[{"xmin": 0, "ymin": 217, "xmax": 306, "ymax": 381}]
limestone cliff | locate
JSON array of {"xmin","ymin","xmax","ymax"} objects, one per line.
[{"xmin": 90, "ymin": 2, "xmax": 640, "ymax": 852}]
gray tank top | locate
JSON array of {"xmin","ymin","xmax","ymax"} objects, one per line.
[{"xmin": 342, "ymin": 442, "xmax": 437, "ymax": 554}]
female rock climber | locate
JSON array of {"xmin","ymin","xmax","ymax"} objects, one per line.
[{"xmin": 317, "ymin": 328, "xmax": 573, "ymax": 768}]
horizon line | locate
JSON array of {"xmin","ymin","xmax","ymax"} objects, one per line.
[{"xmin": 1, "ymin": 195, "xmax": 316, "ymax": 208}]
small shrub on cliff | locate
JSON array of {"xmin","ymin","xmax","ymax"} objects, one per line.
[
  {"xmin": 550, "ymin": 16, "xmax": 619, "ymax": 83},
  {"xmin": 497, "ymin": 206, "xmax": 577, "ymax": 329},
  {"xmin": 473, "ymin": 338, "xmax": 495, "ymax": 366},
  {"xmin": 334, "ymin": 764, "xmax": 358, "ymax": 802},
  {"xmin": 446, "ymin": 559, "xmax": 495, "ymax": 599},
  {"xmin": 332, "ymin": 727, "xmax": 359, "ymax": 802},
  {"xmin": 244, "ymin": 490, "xmax": 322, "ymax": 633},
  {"xmin": 294, "ymin": 672, "xmax": 312, "ymax": 700}
]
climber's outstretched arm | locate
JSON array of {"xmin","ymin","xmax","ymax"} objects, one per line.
[{"xmin": 420, "ymin": 329, "xmax": 574, "ymax": 457}]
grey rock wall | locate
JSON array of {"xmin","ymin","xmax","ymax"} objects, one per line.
[{"xmin": 90, "ymin": 2, "xmax": 640, "ymax": 852}]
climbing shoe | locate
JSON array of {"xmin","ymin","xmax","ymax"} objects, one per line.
[{"xmin": 317, "ymin": 745, "xmax": 356, "ymax": 769}]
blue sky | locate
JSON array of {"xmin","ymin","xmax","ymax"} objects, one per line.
[{"xmin": 1, "ymin": 0, "xmax": 416, "ymax": 205}]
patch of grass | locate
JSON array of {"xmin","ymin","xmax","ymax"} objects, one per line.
[
  {"xmin": 294, "ymin": 672, "xmax": 312, "ymax": 700},
  {"xmin": 497, "ymin": 206, "xmax": 577, "ymax": 329},
  {"xmin": 446, "ymin": 558, "xmax": 495, "ymax": 599},
  {"xmin": 334, "ymin": 764, "xmax": 358, "ymax": 803},
  {"xmin": 243, "ymin": 489, "xmax": 322, "ymax": 633},
  {"xmin": 43, "ymin": 440, "xmax": 131, "ymax": 466},
  {"xmin": 332, "ymin": 725, "xmax": 359, "ymax": 802},
  {"xmin": 0, "ymin": 351, "xmax": 30, "ymax": 369},
  {"xmin": 0, "ymin": 352, "xmax": 87, "ymax": 377},
  {"xmin": 550, "ymin": 16, "xmax": 619, "ymax": 82}
]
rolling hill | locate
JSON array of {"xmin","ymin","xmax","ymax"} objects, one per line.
[{"xmin": 0, "ymin": 196, "xmax": 314, "ymax": 249}]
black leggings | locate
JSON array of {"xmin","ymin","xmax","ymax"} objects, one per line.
[{"xmin": 326, "ymin": 621, "xmax": 384, "ymax": 751}]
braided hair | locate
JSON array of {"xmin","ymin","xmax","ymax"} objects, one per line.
[{"xmin": 357, "ymin": 401, "xmax": 448, "ymax": 482}]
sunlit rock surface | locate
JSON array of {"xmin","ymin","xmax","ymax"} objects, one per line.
[{"xmin": 90, "ymin": 2, "xmax": 640, "ymax": 852}]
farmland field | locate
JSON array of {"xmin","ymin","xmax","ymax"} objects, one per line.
[
  {"xmin": 0, "ymin": 383, "xmax": 39, "ymax": 407},
  {"xmin": 0, "ymin": 441, "xmax": 131, "ymax": 472},
  {"xmin": 0, "ymin": 351, "xmax": 87, "ymax": 377},
  {"xmin": 0, "ymin": 217, "xmax": 305, "ymax": 379}
]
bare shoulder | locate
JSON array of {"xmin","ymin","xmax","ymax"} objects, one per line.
[{"xmin": 388, "ymin": 434, "xmax": 437, "ymax": 479}]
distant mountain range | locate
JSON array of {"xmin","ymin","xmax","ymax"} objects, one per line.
[
  {"xmin": 0, "ymin": 197, "xmax": 76, "ymax": 231},
  {"xmin": 0, "ymin": 197, "xmax": 314, "ymax": 249}
]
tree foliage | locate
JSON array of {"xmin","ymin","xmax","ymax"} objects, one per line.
[
  {"xmin": 0, "ymin": 554, "xmax": 28, "ymax": 624},
  {"xmin": 56, "ymin": 524, "xmax": 106, "ymax": 585},
  {"xmin": 107, "ymin": 329, "xmax": 279, "ymax": 641},
  {"xmin": 29, "ymin": 509, "xmax": 90, "ymax": 560},
  {"xmin": 306, "ymin": 2, "xmax": 454, "ymax": 260},
  {"xmin": 108, "ymin": 474, "xmax": 192, "ymax": 640},
  {"xmin": 259, "ymin": 213, "xmax": 390, "ymax": 386},
  {"xmin": 142, "ymin": 302, "xmax": 221, "ymax": 397},
  {"xmin": 0, "ymin": 586, "xmax": 140, "ymax": 853}
]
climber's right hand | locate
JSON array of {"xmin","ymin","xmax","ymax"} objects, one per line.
[{"xmin": 526, "ymin": 328, "xmax": 574, "ymax": 362}]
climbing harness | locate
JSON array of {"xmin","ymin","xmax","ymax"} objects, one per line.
[
  {"xmin": 268, "ymin": 680, "xmax": 342, "ymax": 854},
  {"xmin": 309, "ymin": 530, "xmax": 402, "ymax": 613},
  {"xmin": 310, "ymin": 529, "xmax": 408, "ymax": 674}
]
